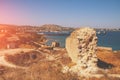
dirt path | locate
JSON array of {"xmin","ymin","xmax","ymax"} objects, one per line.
[
  {"xmin": 0, "ymin": 48, "xmax": 33, "ymax": 68},
  {"xmin": 0, "ymin": 48, "xmax": 33, "ymax": 56},
  {"xmin": 0, "ymin": 56, "xmax": 23, "ymax": 68},
  {"xmin": 89, "ymin": 74, "xmax": 120, "ymax": 78},
  {"xmin": 108, "ymin": 74, "xmax": 120, "ymax": 78}
]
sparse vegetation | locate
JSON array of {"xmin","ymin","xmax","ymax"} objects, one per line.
[{"xmin": 0, "ymin": 48, "xmax": 119, "ymax": 80}]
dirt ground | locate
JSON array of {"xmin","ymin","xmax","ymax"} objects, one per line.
[{"xmin": 0, "ymin": 47, "xmax": 120, "ymax": 80}]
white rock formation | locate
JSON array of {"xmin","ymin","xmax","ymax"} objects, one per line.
[{"xmin": 65, "ymin": 27, "xmax": 98, "ymax": 76}]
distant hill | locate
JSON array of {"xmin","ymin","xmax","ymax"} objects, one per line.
[
  {"xmin": 0, "ymin": 24, "xmax": 75, "ymax": 32},
  {"xmin": 39, "ymin": 24, "xmax": 75, "ymax": 32},
  {"xmin": 0, "ymin": 24, "xmax": 18, "ymax": 33},
  {"xmin": 0, "ymin": 24, "xmax": 18, "ymax": 29}
]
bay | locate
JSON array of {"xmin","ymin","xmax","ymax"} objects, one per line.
[{"xmin": 41, "ymin": 31, "xmax": 120, "ymax": 50}]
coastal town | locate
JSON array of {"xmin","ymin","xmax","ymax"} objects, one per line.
[{"xmin": 1, "ymin": 24, "xmax": 120, "ymax": 33}]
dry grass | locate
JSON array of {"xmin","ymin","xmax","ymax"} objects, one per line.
[
  {"xmin": 4, "ymin": 51, "xmax": 45, "ymax": 67},
  {"xmin": 97, "ymin": 49, "xmax": 120, "ymax": 74},
  {"xmin": 0, "ymin": 60, "xmax": 80, "ymax": 80},
  {"xmin": 0, "ymin": 48, "xmax": 119, "ymax": 80}
]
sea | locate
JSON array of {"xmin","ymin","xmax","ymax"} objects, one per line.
[{"xmin": 39, "ymin": 31, "xmax": 120, "ymax": 51}]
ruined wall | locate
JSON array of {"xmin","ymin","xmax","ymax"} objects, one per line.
[{"xmin": 65, "ymin": 27, "xmax": 98, "ymax": 75}]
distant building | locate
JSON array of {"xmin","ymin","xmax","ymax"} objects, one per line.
[
  {"xmin": 51, "ymin": 41, "xmax": 60, "ymax": 47},
  {"xmin": 7, "ymin": 43, "xmax": 17, "ymax": 49},
  {"xmin": 6, "ymin": 35, "xmax": 20, "ymax": 49},
  {"xmin": 0, "ymin": 29, "xmax": 8, "ymax": 33}
]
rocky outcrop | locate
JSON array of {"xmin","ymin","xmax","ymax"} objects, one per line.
[{"xmin": 64, "ymin": 27, "xmax": 98, "ymax": 76}]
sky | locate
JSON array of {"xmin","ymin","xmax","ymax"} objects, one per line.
[{"xmin": 0, "ymin": 0, "xmax": 120, "ymax": 28}]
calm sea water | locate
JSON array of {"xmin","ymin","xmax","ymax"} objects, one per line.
[{"xmin": 44, "ymin": 31, "xmax": 120, "ymax": 50}]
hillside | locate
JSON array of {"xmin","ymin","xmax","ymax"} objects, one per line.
[
  {"xmin": 39, "ymin": 24, "xmax": 75, "ymax": 32},
  {"xmin": 0, "ymin": 24, "xmax": 75, "ymax": 33}
]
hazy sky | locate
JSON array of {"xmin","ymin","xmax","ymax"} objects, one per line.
[{"xmin": 0, "ymin": 0, "xmax": 120, "ymax": 28}]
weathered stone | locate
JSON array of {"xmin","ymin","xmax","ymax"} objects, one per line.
[{"xmin": 65, "ymin": 27, "xmax": 98, "ymax": 76}]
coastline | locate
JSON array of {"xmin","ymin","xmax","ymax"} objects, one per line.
[{"xmin": 44, "ymin": 31, "xmax": 120, "ymax": 51}]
